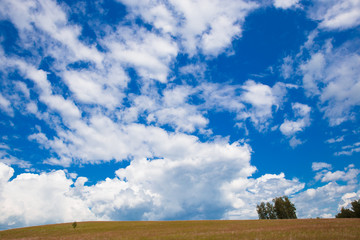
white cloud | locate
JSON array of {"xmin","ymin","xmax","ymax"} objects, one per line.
[
  {"xmin": 0, "ymin": 160, "xmax": 306, "ymax": 228},
  {"xmin": 335, "ymin": 142, "xmax": 360, "ymax": 156},
  {"xmin": 222, "ymin": 172, "xmax": 304, "ymax": 219},
  {"xmin": 62, "ymin": 70, "xmax": 125, "ymax": 109},
  {"xmin": 292, "ymin": 163, "xmax": 360, "ymax": 218},
  {"xmin": 179, "ymin": 63, "xmax": 207, "ymax": 79},
  {"xmin": 0, "ymin": 151, "xmax": 31, "ymax": 169},
  {"xmin": 0, "ymin": 0, "xmax": 103, "ymax": 65},
  {"xmin": 280, "ymin": 56, "xmax": 294, "ymax": 79},
  {"xmin": 312, "ymin": 162, "xmax": 332, "ymax": 171},
  {"xmin": 117, "ymin": 85, "xmax": 209, "ymax": 133},
  {"xmin": 280, "ymin": 103, "xmax": 311, "ymax": 146},
  {"xmin": 338, "ymin": 191, "xmax": 360, "ymax": 209},
  {"xmin": 300, "ymin": 52, "xmax": 325, "ymax": 96},
  {"xmin": 314, "ymin": 164, "xmax": 360, "ymax": 184},
  {"xmin": 280, "ymin": 120, "xmax": 308, "ymax": 136},
  {"xmin": 326, "ymin": 136, "xmax": 344, "ymax": 144},
  {"xmin": 200, "ymin": 80, "xmax": 289, "ymax": 131},
  {"xmin": 289, "ymin": 136, "xmax": 303, "ymax": 148},
  {"xmin": 300, "ymin": 40, "xmax": 360, "ymax": 126},
  {"xmin": 0, "ymin": 163, "xmax": 96, "ymax": 229},
  {"xmin": 307, "ymin": 0, "xmax": 360, "ymax": 30},
  {"xmin": 294, "ymin": 182, "xmax": 357, "ymax": 218},
  {"xmin": 273, "ymin": 0, "xmax": 299, "ymax": 9},
  {"xmin": 0, "ymin": 93, "xmax": 14, "ymax": 117},
  {"xmin": 148, "ymin": 106, "xmax": 208, "ymax": 133},
  {"xmin": 241, "ymin": 80, "xmax": 278, "ymax": 128},
  {"xmin": 105, "ymin": 26, "xmax": 178, "ymax": 83},
  {"xmin": 0, "ymin": 157, "xmax": 357, "ymax": 228},
  {"xmin": 1, "ymin": 57, "xmax": 82, "ymax": 125},
  {"xmin": 28, "ymin": 113, "xmax": 248, "ymax": 167},
  {"xmin": 117, "ymin": 0, "xmax": 258, "ymax": 56}
]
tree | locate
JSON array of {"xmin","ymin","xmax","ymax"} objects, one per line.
[
  {"xmin": 336, "ymin": 208, "xmax": 355, "ymax": 218},
  {"xmin": 257, "ymin": 202, "xmax": 267, "ymax": 219},
  {"xmin": 273, "ymin": 196, "xmax": 297, "ymax": 219},
  {"xmin": 335, "ymin": 199, "xmax": 360, "ymax": 218},
  {"xmin": 256, "ymin": 196, "xmax": 297, "ymax": 220},
  {"xmin": 72, "ymin": 221, "xmax": 77, "ymax": 229},
  {"xmin": 266, "ymin": 202, "xmax": 277, "ymax": 219},
  {"xmin": 351, "ymin": 199, "xmax": 360, "ymax": 218}
]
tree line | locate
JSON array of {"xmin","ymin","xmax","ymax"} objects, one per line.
[{"xmin": 256, "ymin": 197, "xmax": 360, "ymax": 219}]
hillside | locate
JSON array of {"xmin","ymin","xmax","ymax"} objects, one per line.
[{"xmin": 0, "ymin": 219, "xmax": 359, "ymax": 240}]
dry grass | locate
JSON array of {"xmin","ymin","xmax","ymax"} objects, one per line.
[{"xmin": 0, "ymin": 219, "xmax": 359, "ymax": 240}]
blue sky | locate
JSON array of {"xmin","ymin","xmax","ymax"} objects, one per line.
[{"xmin": 0, "ymin": 0, "xmax": 360, "ymax": 229}]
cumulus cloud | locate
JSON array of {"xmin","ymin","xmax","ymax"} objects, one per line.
[
  {"xmin": 0, "ymin": 159, "xmax": 307, "ymax": 228},
  {"xmin": 0, "ymin": 163, "xmax": 96, "ymax": 229}
]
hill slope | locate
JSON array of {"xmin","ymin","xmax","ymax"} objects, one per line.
[{"xmin": 0, "ymin": 219, "xmax": 359, "ymax": 239}]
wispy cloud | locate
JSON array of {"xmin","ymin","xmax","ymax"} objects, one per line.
[{"xmin": 307, "ymin": 0, "xmax": 360, "ymax": 30}]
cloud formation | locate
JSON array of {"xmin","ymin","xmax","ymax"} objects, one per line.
[{"xmin": 0, "ymin": 0, "xmax": 360, "ymax": 230}]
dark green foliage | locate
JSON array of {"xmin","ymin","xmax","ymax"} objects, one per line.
[
  {"xmin": 351, "ymin": 199, "xmax": 360, "ymax": 218},
  {"xmin": 336, "ymin": 208, "xmax": 355, "ymax": 218},
  {"xmin": 72, "ymin": 221, "xmax": 77, "ymax": 229},
  {"xmin": 273, "ymin": 196, "xmax": 297, "ymax": 219},
  {"xmin": 335, "ymin": 199, "xmax": 360, "ymax": 218},
  {"xmin": 257, "ymin": 202, "xmax": 267, "ymax": 219},
  {"xmin": 256, "ymin": 196, "xmax": 297, "ymax": 219},
  {"xmin": 266, "ymin": 202, "xmax": 277, "ymax": 219}
]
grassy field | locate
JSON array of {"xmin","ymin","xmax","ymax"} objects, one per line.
[{"xmin": 0, "ymin": 219, "xmax": 359, "ymax": 240}]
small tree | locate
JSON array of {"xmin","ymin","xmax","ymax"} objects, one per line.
[
  {"xmin": 336, "ymin": 199, "xmax": 360, "ymax": 218},
  {"xmin": 72, "ymin": 221, "xmax": 77, "ymax": 229}
]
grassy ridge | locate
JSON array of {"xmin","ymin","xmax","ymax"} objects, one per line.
[{"xmin": 0, "ymin": 219, "xmax": 359, "ymax": 239}]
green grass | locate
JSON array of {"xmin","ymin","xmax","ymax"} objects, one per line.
[{"xmin": 0, "ymin": 219, "xmax": 359, "ymax": 239}]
